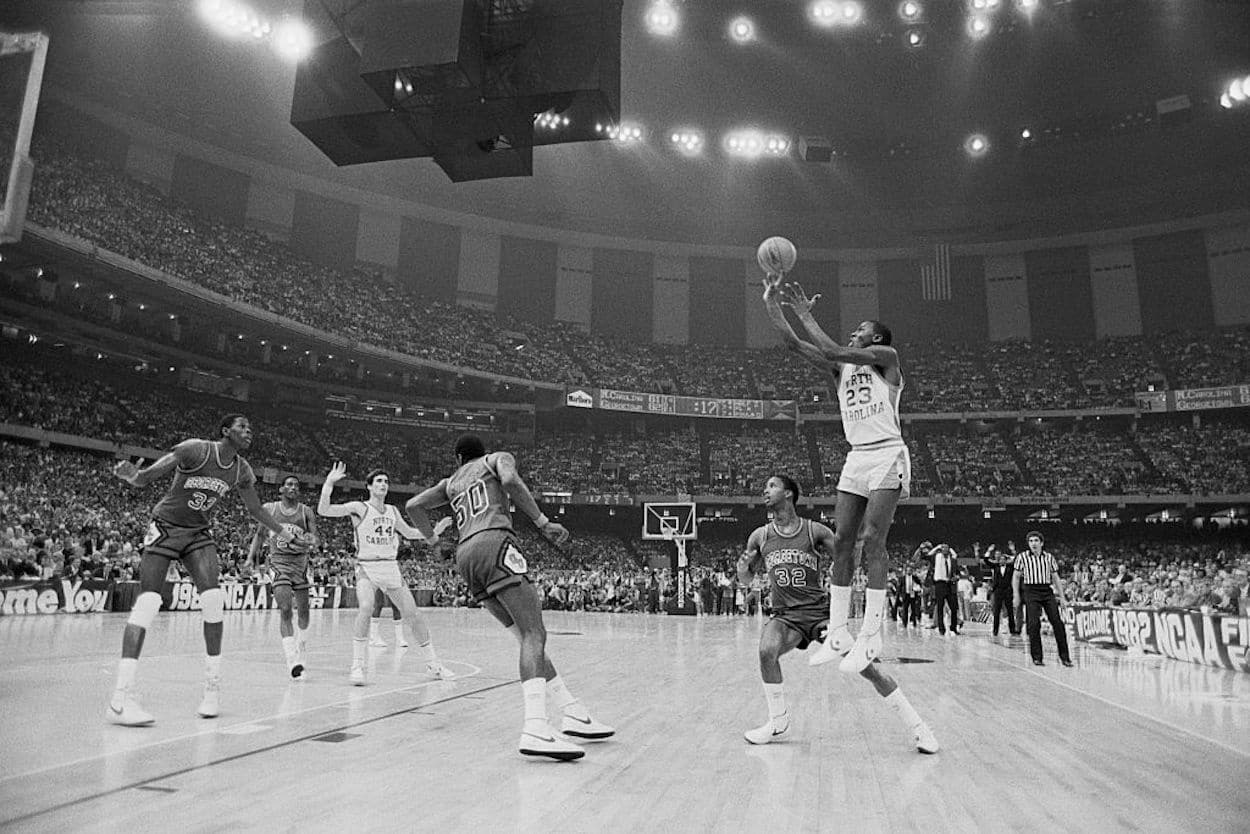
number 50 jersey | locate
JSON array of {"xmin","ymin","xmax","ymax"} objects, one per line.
[{"xmin": 446, "ymin": 454, "xmax": 515, "ymax": 544}]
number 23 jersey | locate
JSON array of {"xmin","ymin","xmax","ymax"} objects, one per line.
[
  {"xmin": 446, "ymin": 454, "xmax": 514, "ymax": 544},
  {"xmin": 152, "ymin": 440, "xmax": 253, "ymax": 529}
]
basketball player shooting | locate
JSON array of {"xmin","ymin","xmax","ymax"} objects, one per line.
[
  {"xmin": 761, "ymin": 276, "xmax": 911, "ymax": 675},
  {"xmin": 738, "ymin": 475, "xmax": 937, "ymax": 752}
]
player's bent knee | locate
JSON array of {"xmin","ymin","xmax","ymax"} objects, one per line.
[
  {"xmin": 200, "ymin": 587, "xmax": 225, "ymax": 624},
  {"xmin": 127, "ymin": 592, "xmax": 162, "ymax": 630}
]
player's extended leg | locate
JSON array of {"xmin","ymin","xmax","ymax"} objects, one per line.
[
  {"xmin": 840, "ymin": 488, "xmax": 902, "ymax": 674},
  {"xmin": 184, "ymin": 548, "xmax": 225, "ymax": 718},
  {"xmin": 809, "ymin": 491, "xmax": 868, "ymax": 666},
  {"xmin": 744, "ymin": 620, "xmax": 803, "ymax": 744},
  {"xmin": 107, "ymin": 552, "xmax": 168, "ymax": 726},
  {"xmin": 294, "ymin": 587, "xmax": 311, "ymax": 672},
  {"xmin": 351, "ymin": 574, "xmax": 377, "ymax": 684},
  {"xmin": 858, "ymin": 663, "xmax": 939, "ymax": 754},
  {"xmin": 369, "ymin": 587, "xmax": 388, "ymax": 647},
  {"xmin": 387, "ymin": 586, "xmax": 454, "ymax": 679},
  {"xmin": 274, "ymin": 583, "xmax": 303, "ymax": 679}
]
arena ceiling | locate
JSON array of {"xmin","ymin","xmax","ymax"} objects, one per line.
[{"xmin": 8, "ymin": 0, "xmax": 1250, "ymax": 247}]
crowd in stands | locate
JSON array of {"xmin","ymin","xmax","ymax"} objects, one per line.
[{"xmin": 15, "ymin": 133, "xmax": 1250, "ymax": 409}]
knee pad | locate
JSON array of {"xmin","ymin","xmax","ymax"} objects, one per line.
[
  {"xmin": 200, "ymin": 587, "xmax": 225, "ymax": 624},
  {"xmin": 127, "ymin": 592, "xmax": 162, "ymax": 630}
]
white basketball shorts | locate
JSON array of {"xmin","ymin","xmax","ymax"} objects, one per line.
[
  {"xmin": 355, "ymin": 559, "xmax": 406, "ymax": 593},
  {"xmin": 837, "ymin": 443, "xmax": 911, "ymax": 500}
]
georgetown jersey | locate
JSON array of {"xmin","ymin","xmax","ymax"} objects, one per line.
[
  {"xmin": 265, "ymin": 501, "xmax": 313, "ymax": 559},
  {"xmin": 152, "ymin": 440, "xmax": 251, "ymax": 529},
  {"xmin": 837, "ymin": 363, "xmax": 904, "ymax": 449},
  {"xmin": 354, "ymin": 502, "xmax": 400, "ymax": 561},
  {"xmin": 759, "ymin": 519, "xmax": 826, "ymax": 612},
  {"xmin": 446, "ymin": 454, "xmax": 514, "ymax": 544}
]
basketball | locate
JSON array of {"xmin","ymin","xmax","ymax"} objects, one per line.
[{"xmin": 757, "ymin": 236, "xmax": 797, "ymax": 276}]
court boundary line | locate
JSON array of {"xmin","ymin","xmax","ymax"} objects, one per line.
[
  {"xmin": 1, "ymin": 678, "xmax": 517, "ymax": 827},
  {"xmin": 983, "ymin": 651, "xmax": 1250, "ymax": 761}
]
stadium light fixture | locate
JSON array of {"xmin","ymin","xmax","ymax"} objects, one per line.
[
  {"xmin": 272, "ymin": 18, "xmax": 313, "ymax": 62},
  {"xmin": 729, "ymin": 17, "xmax": 755, "ymax": 43},
  {"xmin": 964, "ymin": 133, "xmax": 989, "ymax": 157},
  {"xmin": 646, "ymin": 2, "xmax": 678, "ymax": 37},
  {"xmin": 968, "ymin": 16, "xmax": 990, "ymax": 39},
  {"xmin": 809, "ymin": 1, "xmax": 839, "ymax": 28},
  {"xmin": 899, "ymin": 1, "xmax": 922, "ymax": 22}
]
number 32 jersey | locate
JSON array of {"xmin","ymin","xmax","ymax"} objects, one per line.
[
  {"xmin": 446, "ymin": 454, "xmax": 514, "ymax": 544},
  {"xmin": 152, "ymin": 440, "xmax": 253, "ymax": 530},
  {"xmin": 758, "ymin": 519, "xmax": 826, "ymax": 612}
]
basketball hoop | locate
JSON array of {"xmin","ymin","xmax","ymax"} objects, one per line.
[{"xmin": 659, "ymin": 519, "xmax": 688, "ymax": 567}]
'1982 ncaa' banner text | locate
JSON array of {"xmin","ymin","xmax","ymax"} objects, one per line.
[{"xmin": 1064, "ymin": 603, "xmax": 1250, "ymax": 673}]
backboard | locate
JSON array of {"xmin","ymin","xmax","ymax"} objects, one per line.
[
  {"xmin": 0, "ymin": 32, "xmax": 48, "ymax": 245},
  {"xmin": 642, "ymin": 502, "xmax": 696, "ymax": 541}
]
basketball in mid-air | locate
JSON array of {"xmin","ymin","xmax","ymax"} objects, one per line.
[{"xmin": 756, "ymin": 236, "xmax": 797, "ymax": 276}]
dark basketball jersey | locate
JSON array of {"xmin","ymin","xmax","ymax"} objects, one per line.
[
  {"xmin": 265, "ymin": 501, "xmax": 313, "ymax": 559},
  {"xmin": 759, "ymin": 519, "xmax": 825, "ymax": 611},
  {"xmin": 446, "ymin": 454, "xmax": 514, "ymax": 544},
  {"xmin": 152, "ymin": 440, "xmax": 252, "ymax": 529}
]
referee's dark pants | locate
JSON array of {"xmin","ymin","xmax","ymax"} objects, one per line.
[{"xmin": 1022, "ymin": 584, "xmax": 1071, "ymax": 664}]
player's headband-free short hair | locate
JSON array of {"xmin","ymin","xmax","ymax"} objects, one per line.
[
  {"xmin": 775, "ymin": 474, "xmax": 801, "ymax": 504},
  {"xmin": 1026, "ymin": 530, "xmax": 1044, "ymax": 543},
  {"xmin": 455, "ymin": 433, "xmax": 487, "ymax": 461},
  {"xmin": 868, "ymin": 320, "xmax": 893, "ymax": 346},
  {"xmin": 218, "ymin": 413, "xmax": 247, "ymax": 438},
  {"xmin": 281, "ymin": 475, "xmax": 299, "ymax": 486},
  {"xmin": 364, "ymin": 469, "xmax": 389, "ymax": 486}
]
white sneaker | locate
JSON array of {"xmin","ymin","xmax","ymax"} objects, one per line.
[
  {"xmin": 106, "ymin": 692, "xmax": 155, "ymax": 727},
  {"xmin": 396, "ymin": 628, "xmax": 409, "ymax": 649},
  {"xmin": 197, "ymin": 679, "xmax": 220, "ymax": 718},
  {"xmin": 808, "ymin": 625, "xmax": 855, "ymax": 666},
  {"xmin": 839, "ymin": 629, "xmax": 883, "ymax": 674},
  {"xmin": 914, "ymin": 723, "xmax": 940, "ymax": 754},
  {"xmin": 425, "ymin": 661, "xmax": 456, "ymax": 680},
  {"xmin": 519, "ymin": 726, "xmax": 585, "ymax": 761},
  {"xmin": 349, "ymin": 664, "xmax": 366, "ymax": 686},
  {"xmin": 561, "ymin": 713, "xmax": 615, "ymax": 740},
  {"xmin": 284, "ymin": 645, "xmax": 304, "ymax": 679},
  {"xmin": 743, "ymin": 712, "xmax": 790, "ymax": 745}
]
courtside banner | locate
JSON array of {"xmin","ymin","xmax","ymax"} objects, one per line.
[
  {"xmin": 1064, "ymin": 603, "xmax": 1250, "ymax": 673},
  {"xmin": 567, "ymin": 386, "xmax": 797, "ymax": 421},
  {"xmin": 162, "ymin": 581, "xmax": 344, "ymax": 612},
  {"xmin": 0, "ymin": 580, "xmax": 62, "ymax": 615},
  {"xmin": 1134, "ymin": 385, "xmax": 1250, "ymax": 413}
]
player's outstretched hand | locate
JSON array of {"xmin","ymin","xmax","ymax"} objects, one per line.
[
  {"xmin": 539, "ymin": 520, "xmax": 571, "ymax": 548},
  {"xmin": 112, "ymin": 459, "xmax": 143, "ymax": 485},
  {"xmin": 325, "ymin": 460, "xmax": 348, "ymax": 484},
  {"xmin": 432, "ymin": 516, "xmax": 454, "ymax": 537},
  {"xmin": 779, "ymin": 281, "xmax": 820, "ymax": 313},
  {"xmin": 761, "ymin": 274, "xmax": 784, "ymax": 301}
]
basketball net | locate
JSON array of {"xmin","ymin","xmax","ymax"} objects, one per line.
[{"xmin": 659, "ymin": 518, "xmax": 687, "ymax": 568}]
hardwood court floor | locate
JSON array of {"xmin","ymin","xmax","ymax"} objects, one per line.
[{"xmin": 1, "ymin": 609, "xmax": 1247, "ymax": 833}]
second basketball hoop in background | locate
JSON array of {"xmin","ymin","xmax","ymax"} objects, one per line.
[{"xmin": 756, "ymin": 236, "xmax": 797, "ymax": 276}]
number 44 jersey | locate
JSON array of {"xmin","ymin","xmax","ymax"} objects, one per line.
[{"xmin": 446, "ymin": 454, "xmax": 516, "ymax": 544}]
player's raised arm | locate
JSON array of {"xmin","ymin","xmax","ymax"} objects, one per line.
[
  {"xmin": 317, "ymin": 461, "xmax": 361, "ymax": 518},
  {"xmin": 394, "ymin": 507, "xmax": 451, "ymax": 545},
  {"xmin": 762, "ymin": 279, "xmax": 838, "ymax": 373},
  {"xmin": 111, "ymin": 438, "xmax": 200, "ymax": 488},
  {"xmin": 404, "ymin": 479, "xmax": 451, "ymax": 537},
  {"xmin": 494, "ymin": 452, "xmax": 569, "ymax": 547}
]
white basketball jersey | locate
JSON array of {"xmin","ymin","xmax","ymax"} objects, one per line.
[
  {"xmin": 355, "ymin": 502, "xmax": 399, "ymax": 562},
  {"xmin": 837, "ymin": 363, "xmax": 904, "ymax": 448}
]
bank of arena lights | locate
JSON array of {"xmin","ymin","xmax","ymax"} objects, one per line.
[
  {"xmin": 646, "ymin": 1, "xmax": 678, "ymax": 37},
  {"xmin": 535, "ymin": 111, "xmax": 571, "ymax": 130},
  {"xmin": 808, "ymin": 1, "xmax": 840, "ymax": 28},
  {"xmin": 596, "ymin": 122, "xmax": 644, "ymax": 143},
  {"xmin": 724, "ymin": 130, "xmax": 790, "ymax": 158},
  {"xmin": 198, "ymin": 0, "xmax": 311, "ymax": 61},
  {"xmin": 670, "ymin": 131, "xmax": 704, "ymax": 154},
  {"xmin": 1220, "ymin": 75, "xmax": 1250, "ymax": 109}
]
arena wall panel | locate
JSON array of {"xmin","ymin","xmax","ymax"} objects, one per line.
[
  {"xmin": 170, "ymin": 154, "xmax": 249, "ymax": 226},
  {"xmin": 838, "ymin": 260, "xmax": 879, "ymax": 340},
  {"xmin": 592, "ymin": 247, "xmax": 652, "ymax": 341},
  {"xmin": 557, "ymin": 244, "xmax": 593, "ymax": 331},
  {"xmin": 1088, "ymin": 242, "xmax": 1142, "ymax": 338},
  {"xmin": 1024, "ymin": 245, "xmax": 1095, "ymax": 340},
  {"xmin": 652, "ymin": 255, "xmax": 689, "ymax": 345},
  {"xmin": 123, "ymin": 141, "xmax": 174, "ymax": 196},
  {"xmin": 355, "ymin": 208, "xmax": 400, "ymax": 272},
  {"xmin": 290, "ymin": 190, "xmax": 361, "ymax": 273},
  {"xmin": 984, "ymin": 253, "xmax": 1030, "ymax": 341},
  {"xmin": 742, "ymin": 259, "xmax": 777, "ymax": 350},
  {"xmin": 1133, "ymin": 230, "xmax": 1214, "ymax": 334},
  {"xmin": 689, "ymin": 256, "xmax": 745, "ymax": 347},
  {"xmin": 244, "ymin": 179, "xmax": 294, "ymax": 243},
  {"xmin": 456, "ymin": 229, "xmax": 500, "ymax": 310},
  {"xmin": 1204, "ymin": 224, "xmax": 1250, "ymax": 327},
  {"xmin": 499, "ymin": 236, "xmax": 558, "ymax": 323},
  {"xmin": 398, "ymin": 216, "xmax": 460, "ymax": 302}
]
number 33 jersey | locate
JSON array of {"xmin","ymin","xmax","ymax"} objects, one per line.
[
  {"xmin": 446, "ymin": 454, "xmax": 515, "ymax": 544},
  {"xmin": 760, "ymin": 520, "xmax": 826, "ymax": 612},
  {"xmin": 152, "ymin": 440, "xmax": 252, "ymax": 529}
]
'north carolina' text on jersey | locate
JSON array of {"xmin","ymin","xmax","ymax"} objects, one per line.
[
  {"xmin": 152, "ymin": 440, "xmax": 251, "ymax": 529},
  {"xmin": 447, "ymin": 454, "xmax": 514, "ymax": 544},
  {"xmin": 355, "ymin": 502, "xmax": 400, "ymax": 561},
  {"xmin": 759, "ymin": 520, "xmax": 825, "ymax": 611},
  {"xmin": 837, "ymin": 363, "xmax": 904, "ymax": 449}
]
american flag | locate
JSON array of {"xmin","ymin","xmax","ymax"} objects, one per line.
[{"xmin": 920, "ymin": 244, "xmax": 951, "ymax": 301}]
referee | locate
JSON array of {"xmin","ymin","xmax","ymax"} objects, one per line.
[{"xmin": 1011, "ymin": 531, "xmax": 1073, "ymax": 667}]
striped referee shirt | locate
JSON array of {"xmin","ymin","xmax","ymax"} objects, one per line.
[{"xmin": 1013, "ymin": 551, "xmax": 1058, "ymax": 585}]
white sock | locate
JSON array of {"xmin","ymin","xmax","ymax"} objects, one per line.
[
  {"xmin": 370, "ymin": 618, "xmax": 382, "ymax": 637},
  {"xmin": 282, "ymin": 635, "xmax": 297, "ymax": 659},
  {"xmin": 417, "ymin": 642, "xmax": 437, "ymax": 664},
  {"xmin": 548, "ymin": 675, "xmax": 588, "ymax": 719},
  {"xmin": 205, "ymin": 654, "xmax": 222, "ymax": 680},
  {"xmin": 297, "ymin": 625, "xmax": 309, "ymax": 649},
  {"xmin": 884, "ymin": 688, "xmax": 924, "ymax": 733},
  {"xmin": 114, "ymin": 658, "xmax": 137, "ymax": 694},
  {"xmin": 521, "ymin": 677, "xmax": 548, "ymax": 727},
  {"xmin": 862, "ymin": 589, "xmax": 886, "ymax": 636},
  {"xmin": 828, "ymin": 585, "xmax": 852, "ymax": 632},
  {"xmin": 352, "ymin": 637, "xmax": 367, "ymax": 665},
  {"xmin": 763, "ymin": 682, "xmax": 787, "ymax": 721}
]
